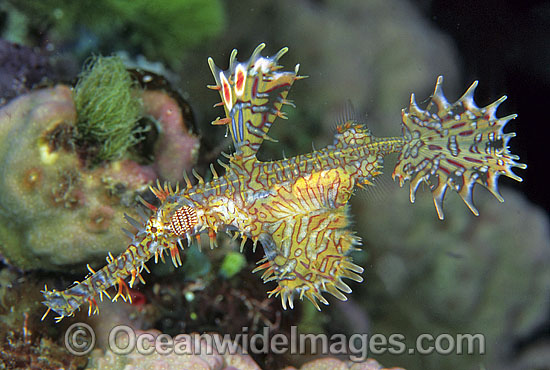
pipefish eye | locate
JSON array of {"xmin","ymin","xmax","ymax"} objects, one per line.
[{"xmin": 170, "ymin": 206, "xmax": 198, "ymax": 236}]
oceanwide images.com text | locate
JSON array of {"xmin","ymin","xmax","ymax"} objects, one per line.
[{"xmin": 65, "ymin": 323, "xmax": 486, "ymax": 361}]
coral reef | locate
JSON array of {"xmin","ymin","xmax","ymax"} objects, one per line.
[
  {"xmin": 86, "ymin": 330, "xmax": 261, "ymax": 370},
  {"xmin": 86, "ymin": 329, "xmax": 404, "ymax": 370},
  {"xmin": 0, "ymin": 39, "xmax": 57, "ymax": 105},
  {"xmin": 0, "ymin": 85, "xmax": 150, "ymax": 271},
  {"xmin": 353, "ymin": 186, "xmax": 550, "ymax": 370},
  {"xmin": 142, "ymin": 89, "xmax": 199, "ymax": 182},
  {"xmin": 0, "ymin": 332, "xmax": 87, "ymax": 370},
  {"xmin": 0, "ymin": 76, "xmax": 198, "ymax": 271},
  {"xmin": 284, "ymin": 357, "xmax": 405, "ymax": 370},
  {"xmin": 0, "ymin": 269, "xmax": 87, "ymax": 369}
]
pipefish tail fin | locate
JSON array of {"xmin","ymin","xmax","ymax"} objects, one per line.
[{"xmin": 392, "ymin": 76, "xmax": 526, "ymax": 220}]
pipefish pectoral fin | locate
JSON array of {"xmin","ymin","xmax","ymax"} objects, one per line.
[{"xmin": 252, "ymin": 205, "xmax": 363, "ymax": 311}]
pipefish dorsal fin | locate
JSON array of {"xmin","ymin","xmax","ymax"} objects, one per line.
[{"xmin": 208, "ymin": 43, "xmax": 305, "ymax": 161}]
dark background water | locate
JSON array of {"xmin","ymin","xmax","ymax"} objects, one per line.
[{"xmin": 414, "ymin": 0, "xmax": 550, "ymax": 213}]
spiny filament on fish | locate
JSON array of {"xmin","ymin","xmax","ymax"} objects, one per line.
[{"xmin": 41, "ymin": 43, "xmax": 525, "ymax": 322}]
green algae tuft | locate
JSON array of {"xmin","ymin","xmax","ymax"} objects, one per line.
[{"xmin": 73, "ymin": 55, "xmax": 143, "ymax": 162}]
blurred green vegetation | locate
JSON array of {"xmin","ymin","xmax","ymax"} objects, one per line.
[
  {"xmin": 219, "ymin": 251, "xmax": 246, "ymax": 278},
  {"xmin": 7, "ymin": 0, "xmax": 225, "ymax": 66}
]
